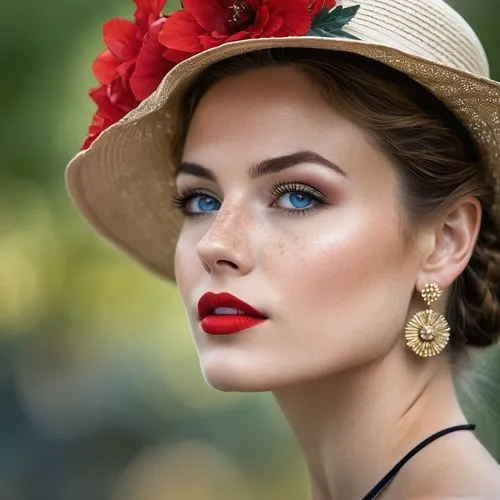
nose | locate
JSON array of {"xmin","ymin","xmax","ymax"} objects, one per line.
[{"xmin": 196, "ymin": 204, "xmax": 255, "ymax": 276}]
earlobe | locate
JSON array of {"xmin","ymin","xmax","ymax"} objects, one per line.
[{"xmin": 417, "ymin": 197, "xmax": 482, "ymax": 289}]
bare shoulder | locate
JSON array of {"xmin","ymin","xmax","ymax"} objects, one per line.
[
  {"xmin": 393, "ymin": 431, "xmax": 500, "ymax": 500},
  {"xmin": 414, "ymin": 452, "xmax": 500, "ymax": 499}
]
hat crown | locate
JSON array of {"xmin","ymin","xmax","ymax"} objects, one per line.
[{"xmin": 342, "ymin": 0, "xmax": 489, "ymax": 77}]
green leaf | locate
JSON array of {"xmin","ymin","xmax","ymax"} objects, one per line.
[
  {"xmin": 308, "ymin": 4, "xmax": 360, "ymax": 40},
  {"xmin": 332, "ymin": 5, "xmax": 360, "ymax": 26},
  {"xmin": 310, "ymin": 6, "xmax": 340, "ymax": 31},
  {"xmin": 311, "ymin": 6, "xmax": 338, "ymax": 28}
]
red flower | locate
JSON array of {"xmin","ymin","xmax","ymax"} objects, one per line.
[
  {"xmin": 82, "ymin": 0, "xmax": 345, "ymax": 150},
  {"xmin": 309, "ymin": 0, "xmax": 336, "ymax": 17},
  {"xmin": 82, "ymin": 81, "xmax": 138, "ymax": 150},
  {"xmin": 82, "ymin": 0, "xmax": 174, "ymax": 149},
  {"xmin": 130, "ymin": 17, "xmax": 172, "ymax": 99},
  {"xmin": 158, "ymin": 0, "xmax": 312, "ymax": 57}
]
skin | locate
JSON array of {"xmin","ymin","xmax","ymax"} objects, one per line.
[{"xmin": 174, "ymin": 65, "xmax": 500, "ymax": 499}]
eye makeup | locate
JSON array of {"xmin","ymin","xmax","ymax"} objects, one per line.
[{"xmin": 172, "ymin": 178, "xmax": 330, "ymax": 218}]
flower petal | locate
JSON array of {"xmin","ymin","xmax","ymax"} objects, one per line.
[
  {"xmin": 199, "ymin": 33, "xmax": 230, "ymax": 48},
  {"xmin": 133, "ymin": 0, "xmax": 167, "ymax": 33},
  {"xmin": 130, "ymin": 18, "xmax": 175, "ymax": 100},
  {"xmin": 182, "ymin": 0, "xmax": 227, "ymax": 33},
  {"xmin": 90, "ymin": 80, "xmax": 138, "ymax": 122},
  {"xmin": 158, "ymin": 10, "xmax": 205, "ymax": 53},
  {"xmin": 309, "ymin": 0, "xmax": 336, "ymax": 17},
  {"xmin": 264, "ymin": 0, "xmax": 311, "ymax": 36},
  {"xmin": 246, "ymin": 0, "xmax": 262, "ymax": 9},
  {"xmin": 252, "ymin": 6, "xmax": 271, "ymax": 36},
  {"xmin": 163, "ymin": 47, "xmax": 193, "ymax": 63},
  {"xmin": 82, "ymin": 111, "xmax": 110, "ymax": 150},
  {"xmin": 92, "ymin": 48, "xmax": 121, "ymax": 85},
  {"xmin": 89, "ymin": 86, "xmax": 126, "ymax": 122},
  {"xmin": 225, "ymin": 31, "xmax": 252, "ymax": 43},
  {"xmin": 116, "ymin": 60, "xmax": 136, "ymax": 80},
  {"xmin": 261, "ymin": 15, "xmax": 284, "ymax": 37},
  {"xmin": 108, "ymin": 79, "xmax": 139, "ymax": 113},
  {"xmin": 103, "ymin": 18, "xmax": 141, "ymax": 60}
]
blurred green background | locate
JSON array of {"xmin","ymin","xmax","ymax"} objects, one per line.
[{"xmin": 0, "ymin": 1, "xmax": 499, "ymax": 499}]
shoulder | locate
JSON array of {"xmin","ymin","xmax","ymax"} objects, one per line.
[
  {"xmin": 413, "ymin": 465, "xmax": 500, "ymax": 500},
  {"xmin": 412, "ymin": 467, "xmax": 500, "ymax": 500},
  {"xmin": 398, "ymin": 434, "xmax": 500, "ymax": 500}
]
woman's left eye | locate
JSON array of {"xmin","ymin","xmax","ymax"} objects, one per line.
[
  {"xmin": 272, "ymin": 182, "xmax": 326, "ymax": 213},
  {"xmin": 276, "ymin": 192, "xmax": 315, "ymax": 210}
]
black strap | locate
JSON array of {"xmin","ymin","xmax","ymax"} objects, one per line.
[{"xmin": 362, "ymin": 423, "xmax": 476, "ymax": 499}]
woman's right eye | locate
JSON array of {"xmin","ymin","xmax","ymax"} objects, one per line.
[
  {"xmin": 187, "ymin": 194, "xmax": 221, "ymax": 214},
  {"xmin": 173, "ymin": 191, "xmax": 222, "ymax": 215}
]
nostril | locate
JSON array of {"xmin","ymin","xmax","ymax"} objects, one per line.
[{"xmin": 216, "ymin": 259, "xmax": 238, "ymax": 270}]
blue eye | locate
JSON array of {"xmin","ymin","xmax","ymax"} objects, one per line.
[
  {"xmin": 187, "ymin": 194, "xmax": 221, "ymax": 213},
  {"xmin": 173, "ymin": 183, "xmax": 326, "ymax": 218},
  {"xmin": 277, "ymin": 192, "xmax": 314, "ymax": 210},
  {"xmin": 272, "ymin": 182, "xmax": 326, "ymax": 213},
  {"xmin": 173, "ymin": 190, "xmax": 222, "ymax": 215}
]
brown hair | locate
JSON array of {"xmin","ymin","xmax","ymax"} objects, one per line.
[{"xmin": 171, "ymin": 48, "xmax": 500, "ymax": 359}]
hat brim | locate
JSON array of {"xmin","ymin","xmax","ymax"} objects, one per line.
[{"xmin": 65, "ymin": 36, "xmax": 500, "ymax": 282}]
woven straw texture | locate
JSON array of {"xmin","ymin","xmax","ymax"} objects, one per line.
[{"xmin": 66, "ymin": 0, "xmax": 500, "ymax": 282}]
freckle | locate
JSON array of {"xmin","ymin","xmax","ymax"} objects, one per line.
[{"xmin": 278, "ymin": 241, "xmax": 286, "ymax": 256}]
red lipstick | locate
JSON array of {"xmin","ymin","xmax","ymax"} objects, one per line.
[{"xmin": 197, "ymin": 292, "xmax": 267, "ymax": 335}]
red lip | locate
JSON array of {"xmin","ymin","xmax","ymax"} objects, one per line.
[{"xmin": 197, "ymin": 292, "xmax": 267, "ymax": 335}]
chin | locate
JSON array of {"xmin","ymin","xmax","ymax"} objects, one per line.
[
  {"xmin": 198, "ymin": 351, "xmax": 289, "ymax": 392},
  {"xmin": 198, "ymin": 352, "xmax": 332, "ymax": 393},
  {"xmin": 200, "ymin": 360, "xmax": 269, "ymax": 392}
]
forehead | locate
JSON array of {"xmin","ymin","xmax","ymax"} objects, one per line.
[
  {"xmin": 184, "ymin": 66, "xmax": 366, "ymax": 159},
  {"xmin": 181, "ymin": 65, "xmax": 397, "ymax": 195}
]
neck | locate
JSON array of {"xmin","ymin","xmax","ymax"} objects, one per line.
[{"xmin": 272, "ymin": 348, "xmax": 467, "ymax": 500}]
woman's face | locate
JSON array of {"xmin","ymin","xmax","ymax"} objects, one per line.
[{"xmin": 174, "ymin": 65, "xmax": 424, "ymax": 391}]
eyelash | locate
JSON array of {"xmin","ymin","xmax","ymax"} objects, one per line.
[
  {"xmin": 172, "ymin": 182, "xmax": 328, "ymax": 217},
  {"xmin": 270, "ymin": 181, "xmax": 327, "ymax": 216},
  {"xmin": 172, "ymin": 187, "xmax": 211, "ymax": 212}
]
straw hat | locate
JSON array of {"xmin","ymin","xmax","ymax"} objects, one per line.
[{"xmin": 66, "ymin": 0, "xmax": 500, "ymax": 282}]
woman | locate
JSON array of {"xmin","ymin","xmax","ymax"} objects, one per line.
[{"xmin": 66, "ymin": 0, "xmax": 500, "ymax": 497}]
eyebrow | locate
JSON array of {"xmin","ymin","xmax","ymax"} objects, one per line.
[{"xmin": 176, "ymin": 150, "xmax": 347, "ymax": 181}]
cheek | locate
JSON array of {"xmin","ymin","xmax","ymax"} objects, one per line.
[
  {"xmin": 267, "ymin": 207, "xmax": 411, "ymax": 356},
  {"xmin": 270, "ymin": 209, "xmax": 403, "ymax": 290},
  {"xmin": 174, "ymin": 230, "xmax": 203, "ymax": 296}
]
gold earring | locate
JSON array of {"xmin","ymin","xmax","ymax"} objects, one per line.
[{"xmin": 404, "ymin": 282, "xmax": 450, "ymax": 357}]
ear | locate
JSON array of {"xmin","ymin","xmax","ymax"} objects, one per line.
[{"xmin": 417, "ymin": 197, "xmax": 482, "ymax": 290}]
